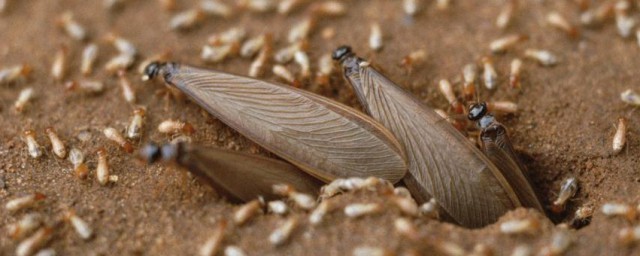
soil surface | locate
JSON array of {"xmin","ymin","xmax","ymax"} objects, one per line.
[{"xmin": 1, "ymin": 0, "xmax": 639, "ymax": 255}]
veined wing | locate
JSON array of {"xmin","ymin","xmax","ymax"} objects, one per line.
[
  {"xmin": 163, "ymin": 64, "xmax": 407, "ymax": 183},
  {"xmin": 357, "ymin": 65, "xmax": 520, "ymax": 228},
  {"xmin": 480, "ymin": 124, "xmax": 544, "ymax": 212},
  {"xmin": 182, "ymin": 144, "xmax": 323, "ymax": 202}
]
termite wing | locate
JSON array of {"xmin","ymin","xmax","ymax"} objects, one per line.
[
  {"xmin": 143, "ymin": 62, "xmax": 407, "ymax": 184},
  {"xmin": 468, "ymin": 102, "xmax": 544, "ymax": 212},
  {"xmin": 333, "ymin": 46, "xmax": 542, "ymax": 228},
  {"xmin": 139, "ymin": 142, "xmax": 322, "ymax": 202}
]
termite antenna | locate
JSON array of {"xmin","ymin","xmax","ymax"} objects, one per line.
[
  {"xmin": 142, "ymin": 61, "xmax": 164, "ymax": 81},
  {"xmin": 468, "ymin": 102, "xmax": 488, "ymax": 121},
  {"xmin": 332, "ymin": 45, "xmax": 353, "ymax": 62}
]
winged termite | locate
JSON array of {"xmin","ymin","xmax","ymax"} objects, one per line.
[
  {"xmin": 467, "ymin": 102, "xmax": 544, "ymax": 212},
  {"xmin": 139, "ymin": 143, "xmax": 322, "ymax": 202},
  {"xmin": 142, "ymin": 62, "xmax": 407, "ymax": 184},
  {"xmin": 333, "ymin": 46, "xmax": 540, "ymax": 228}
]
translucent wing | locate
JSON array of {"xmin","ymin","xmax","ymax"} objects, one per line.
[
  {"xmin": 178, "ymin": 144, "xmax": 323, "ymax": 202},
  {"xmin": 352, "ymin": 63, "xmax": 520, "ymax": 228},
  {"xmin": 162, "ymin": 63, "xmax": 407, "ymax": 183},
  {"xmin": 480, "ymin": 124, "xmax": 544, "ymax": 212}
]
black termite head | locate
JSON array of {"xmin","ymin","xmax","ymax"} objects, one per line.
[
  {"xmin": 468, "ymin": 102, "xmax": 488, "ymax": 121},
  {"xmin": 142, "ymin": 61, "xmax": 163, "ymax": 81},
  {"xmin": 138, "ymin": 142, "xmax": 180, "ymax": 164},
  {"xmin": 332, "ymin": 45, "xmax": 354, "ymax": 62}
]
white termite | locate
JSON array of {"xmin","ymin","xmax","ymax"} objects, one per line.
[
  {"xmin": 57, "ymin": 12, "xmax": 88, "ymax": 41},
  {"xmin": 16, "ymin": 227, "xmax": 53, "ymax": 256},
  {"xmin": 309, "ymin": 200, "xmax": 334, "ymax": 225},
  {"xmin": 81, "ymin": 43, "xmax": 99, "ymax": 76},
  {"xmin": 103, "ymin": 127, "xmax": 134, "ymax": 153},
  {"xmin": 224, "ymin": 246, "xmax": 246, "ymax": 256},
  {"xmin": 369, "ymin": 23, "xmax": 383, "ymax": 51},
  {"xmin": 240, "ymin": 34, "xmax": 269, "ymax": 58},
  {"xmin": 490, "ymin": 34, "xmax": 527, "ymax": 53},
  {"xmin": 200, "ymin": 0, "xmax": 232, "ymax": 18},
  {"xmin": 158, "ymin": 119, "xmax": 195, "ymax": 135},
  {"xmin": 118, "ymin": 70, "xmax": 136, "ymax": 103},
  {"xmin": 170, "ymin": 9, "xmax": 204, "ymax": 31},
  {"xmin": 602, "ymin": 202, "xmax": 637, "ymax": 220},
  {"xmin": 482, "ymin": 57, "xmax": 498, "ymax": 90},
  {"xmin": 67, "ymin": 211, "xmax": 93, "ymax": 240},
  {"xmin": 201, "ymin": 44, "xmax": 236, "ymax": 63},
  {"xmin": 51, "ymin": 47, "xmax": 68, "ymax": 81},
  {"xmin": 127, "ymin": 108, "xmax": 146, "ymax": 139},
  {"xmin": 69, "ymin": 147, "xmax": 89, "ymax": 179},
  {"xmin": 249, "ymin": 46, "xmax": 270, "ymax": 78},
  {"xmin": 7, "ymin": 213, "xmax": 43, "ymax": 240},
  {"xmin": 6, "ymin": 192, "xmax": 46, "ymax": 212},
  {"xmin": 96, "ymin": 148, "xmax": 111, "ymax": 185},
  {"xmin": 509, "ymin": 58, "xmax": 523, "ymax": 88},
  {"xmin": 233, "ymin": 200, "xmax": 262, "ymax": 225},
  {"xmin": 207, "ymin": 27, "xmax": 246, "ymax": 46},
  {"xmin": 23, "ymin": 130, "xmax": 42, "ymax": 159},
  {"xmin": 620, "ymin": 89, "xmax": 640, "ymax": 106},
  {"xmin": 524, "ymin": 49, "xmax": 558, "ymax": 66},
  {"xmin": 44, "ymin": 127, "xmax": 66, "ymax": 158},
  {"xmin": 268, "ymin": 200, "xmax": 288, "ymax": 215},
  {"xmin": 293, "ymin": 51, "xmax": 310, "ymax": 78},
  {"xmin": 499, "ymin": 218, "xmax": 539, "ymax": 235},
  {"xmin": 344, "ymin": 203, "xmax": 382, "ymax": 218},
  {"xmin": 272, "ymin": 65, "xmax": 296, "ymax": 85},
  {"xmin": 613, "ymin": 117, "xmax": 627, "ymax": 154},
  {"xmin": 269, "ymin": 217, "xmax": 298, "ymax": 246},
  {"xmin": 0, "ymin": 64, "xmax": 31, "ymax": 85},
  {"xmin": 288, "ymin": 17, "xmax": 314, "ymax": 43},
  {"xmin": 14, "ymin": 87, "xmax": 34, "ymax": 113},
  {"xmin": 199, "ymin": 220, "xmax": 227, "ymax": 256}
]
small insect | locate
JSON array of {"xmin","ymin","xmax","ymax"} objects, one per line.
[
  {"xmin": 550, "ymin": 177, "xmax": 578, "ymax": 214},
  {"xmin": 6, "ymin": 192, "xmax": 46, "ymax": 212},
  {"xmin": 224, "ymin": 246, "xmax": 246, "ymax": 256},
  {"xmin": 620, "ymin": 89, "xmax": 640, "ymax": 106},
  {"xmin": 309, "ymin": 1, "xmax": 346, "ymax": 17},
  {"xmin": 277, "ymin": 0, "xmax": 303, "ymax": 15},
  {"xmin": 273, "ymin": 184, "xmax": 317, "ymax": 210},
  {"xmin": 238, "ymin": 0, "xmax": 276, "ymax": 13},
  {"xmin": 51, "ymin": 46, "xmax": 68, "ymax": 81},
  {"xmin": 499, "ymin": 218, "xmax": 540, "ymax": 235},
  {"xmin": 44, "ymin": 127, "xmax": 66, "ymax": 158},
  {"xmin": 335, "ymin": 46, "xmax": 542, "ymax": 227},
  {"xmin": 403, "ymin": 0, "xmax": 419, "ymax": 16},
  {"xmin": 15, "ymin": 227, "xmax": 53, "ymax": 256},
  {"xmin": 104, "ymin": 53, "xmax": 135, "ymax": 74},
  {"xmin": 487, "ymin": 101, "xmax": 518, "ymax": 114},
  {"xmin": 612, "ymin": 117, "xmax": 627, "ymax": 154},
  {"xmin": 145, "ymin": 61, "xmax": 408, "ymax": 185},
  {"xmin": 496, "ymin": 0, "xmax": 516, "ymax": 29},
  {"xmin": 392, "ymin": 196, "xmax": 419, "ymax": 216},
  {"xmin": 157, "ymin": 119, "xmax": 195, "ymax": 135},
  {"xmin": 274, "ymin": 41, "xmax": 307, "ymax": 63},
  {"xmin": 170, "ymin": 9, "xmax": 204, "ymax": 31},
  {"xmin": 509, "ymin": 58, "xmax": 523, "ymax": 89},
  {"xmin": 438, "ymin": 79, "xmax": 463, "ymax": 114},
  {"xmin": 315, "ymin": 53, "xmax": 334, "ymax": 85},
  {"xmin": 81, "ymin": 43, "xmax": 99, "ymax": 76},
  {"xmin": 69, "ymin": 147, "xmax": 89, "ymax": 179},
  {"xmin": 399, "ymin": 49, "xmax": 427, "ymax": 73},
  {"xmin": 249, "ymin": 46, "xmax": 271, "ymax": 78},
  {"xmin": 462, "ymin": 63, "xmax": 478, "ymax": 100},
  {"xmin": 309, "ymin": 200, "xmax": 335, "ymax": 225},
  {"xmin": 103, "ymin": 127, "xmax": 133, "ymax": 153},
  {"xmin": 126, "ymin": 108, "xmax": 145, "ymax": 139},
  {"xmin": 580, "ymin": 2, "xmax": 614, "ymax": 27},
  {"xmin": 14, "ymin": 87, "xmax": 34, "ymax": 113},
  {"xmin": 268, "ymin": 200, "xmax": 288, "ymax": 215},
  {"xmin": 320, "ymin": 177, "xmax": 391, "ymax": 199},
  {"xmin": 539, "ymin": 228, "xmax": 574, "ymax": 256},
  {"xmin": 269, "ymin": 217, "xmax": 298, "ymax": 246},
  {"xmin": 294, "ymin": 51, "xmax": 311, "ymax": 78},
  {"xmin": 614, "ymin": 1, "xmax": 635, "ymax": 38},
  {"xmin": 96, "ymin": 148, "xmax": 111, "ymax": 185},
  {"xmin": 139, "ymin": 143, "xmax": 322, "ymax": 202},
  {"xmin": 344, "ymin": 203, "xmax": 382, "ymax": 218},
  {"xmin": 369, "ymin": 23, "xmax": 383, "ymax": 51},
  {"xmin": 7, "ymin": 213, "xmax": 43, "ymax": 240},
  {"xmin": 199, "ymin": 220, "xmax": 227, "ymax": 256},
  {"xmin": 200, "ymin": 0, "xmax": 232, "ymax": 18},
  {"xmin": 352, "ymin": 246, "xmax": 391, "ymax": 256},
  {"xmin": 208, "ymin": 27, "xmax": 246, "ymax": 46},
  {"xmin": 546, "ymin": 12, "xmax": 579, "ymax": 38},
  {"xmin": 618, "ymin": 225, "xmax": 640, "ymax": 246},
  {"xmin": 65, "ymin": 80, "xmax": 105, "ymax": 94},
  {"xmin": 23, "ymin": 130, "xmax": 43, "ymax": 159},
  {"xmin": 57, "ymin": 11, "xmax": 88, "ymax": 41},
  {"xmin": 233, "ymin": 200, "xmax": 263, "ymax": 225},
  {"xmin": 489, "ymin": 34, "xmax": 528, "ymax": 54},
  {"xmin": 524, "ymin": 49, "xmax": 558, "ymax": 66},
  {"xmin": 201, "ymin": 44, "xmax": 237, "ymax": 63},
  {"xmin": 481, "ymin": 57, "xmax": 498, "ymax": 90},
  {"xmin": 66, "ymin": 210, "xmax": 93, "ymax": 240},
  {"xmin": 570, "ymin": 205, "xmax": 593, "ymax": 228},
  {"xmin": 118, "ymin": 70, "xmax": 136, "ymax": 103},
  {"xmin": 288, "ymin": 17, "xmax": 314, "ymax": 43},
  {"xmin": 601, "ymin": 202, "xmax": 637, "ymax": 221},
  {"xmin": 394, "ymin": 217, "xmax": 419, "ymax": 241},
  {"xmin": 240, "ymin": 33, "xmax": 270, "ymax": 58},
  {"xmin": 105, "ymin": 33, "xmax": 137, "ymax": 56},
  {"xmin": 0, "ymin": 64, "xmax": 31, "ymax": 85}
]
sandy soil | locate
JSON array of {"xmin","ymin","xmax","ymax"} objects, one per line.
[{"xmin": 1, "ymin": 0, "xmax": 639, "ymax": 255}]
